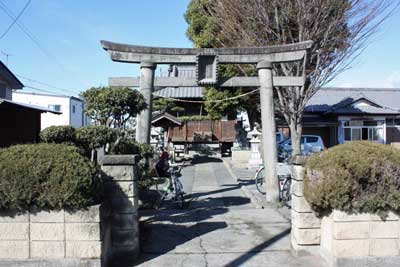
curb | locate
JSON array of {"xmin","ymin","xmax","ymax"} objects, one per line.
[{"xmin": 222, "ymin": 159, "xmax": 264, "ymax": 209}]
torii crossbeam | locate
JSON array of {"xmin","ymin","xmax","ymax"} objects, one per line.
[{"xmin": 101, "ymin": 40, "xmax": 312, "ymax": 203}]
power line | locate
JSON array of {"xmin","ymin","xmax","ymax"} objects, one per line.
[
  {"xmin": 23, "ymin": 85, "xmax": 62, "ymax": 95},
  {"xmin": 0, "ymin": 0, "xmax": 31, "ymax": 39},
  {"xmin": 0, "ymin": 0, "xmax": 87, "ymax": 88},
  {"xmin": 16, "ymin": 74, "xmax": 80, "ymax": 96}
]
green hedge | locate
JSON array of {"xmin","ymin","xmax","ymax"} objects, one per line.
[
  {"xmin": 0, "ymin": 144, "xmax": 100, "ymax": 211},
  {"xmin": 304, "ymin": 141, "xmax": 400, "ymax": 216},
  {"xmin": 40, "ymin": 126, "xmax": 76, "ymax": 144}
]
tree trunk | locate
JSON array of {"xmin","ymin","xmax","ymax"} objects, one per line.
[{"xmin": 289, "ymin": 121, "xmax": 302, "ymax": 157}]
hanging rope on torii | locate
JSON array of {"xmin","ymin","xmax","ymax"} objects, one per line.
[{"xmin": 100, "ymin": 40, "xmax": 313, "ymax": 203}]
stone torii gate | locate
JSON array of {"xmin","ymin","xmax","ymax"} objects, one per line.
[{"xmin": 101, "ymin": 40, "xmax": 312, "ymax": 203}]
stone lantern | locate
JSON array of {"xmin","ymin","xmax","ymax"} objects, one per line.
[{"xmin": 247, "ymin": 127, "xmax": 263, "ymax": 169}]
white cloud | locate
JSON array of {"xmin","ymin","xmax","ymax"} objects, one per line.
[{"xmin": 384, "ymin": 71, "xmax": 400, "ymax": 88}]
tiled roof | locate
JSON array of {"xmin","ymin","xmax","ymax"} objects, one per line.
[
  {"xmin": 306, "ymin": 88, "xmax": 400, "ymax": 113},
  {"xmin": 153, "ymin": 87, "xmax": 204, "ymax": 99}
]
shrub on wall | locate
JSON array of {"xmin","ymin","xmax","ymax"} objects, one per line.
[
  {"xmin": 304, "ymin": 141, "xmax": 400, "ymax": 216},
  {"xmin": 75, "ymin": 125, "xmax": 118, "ymax": 158},
  {"xmin": 0, "ymin": 143, "xmax": 100, "ymax": 211},
  {"xmin": 40, "ymin": 125, "xmax": 76, "ymax": 144}
]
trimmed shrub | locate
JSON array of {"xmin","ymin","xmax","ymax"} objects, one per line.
[
  {"xmin": 75, "ymin": 125, "xmax": 118, "ymax": 157},
  {"xmin": 111, "ymin": 138, "xmax": 141, "ymax": 155},
  {"xmin": 40, "ymin": 125, "xmax": 76, "ymax": 144},
  {"xmin": 110, "ymin": 138, "xmax": 154, "ymax": 158},
  {"xmin": 304, "ymin": 141, "xmax": 400, "ymax": 216},
  {"xmin": 0, "ymin": 143, "xmax": 100, "ymax": 211}
]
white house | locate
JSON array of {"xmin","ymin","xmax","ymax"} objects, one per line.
[{"xmin": 12, "ymin": 91, "xmax": 90, "ymax": 130}]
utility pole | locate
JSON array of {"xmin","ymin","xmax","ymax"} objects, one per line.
[{"xmin": 1, "ymin": 51, "xmax": 13, "ymax": 65}]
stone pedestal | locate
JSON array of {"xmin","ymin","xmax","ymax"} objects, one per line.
[
  {"xmin": 100, "ymin": 155, "xmax": 140, "ymax": 266},
  {"xmin": 290, "ymin": 164, "xmax": 321, "ymax": 255},
  {"xmin": 247, "ymin": 127, "xmax": 263, "ymax": 169}
]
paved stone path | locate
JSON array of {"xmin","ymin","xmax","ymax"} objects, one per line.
[{"xmin": 136, "ymin": 156, "xmax": 325, "ymax": 267}]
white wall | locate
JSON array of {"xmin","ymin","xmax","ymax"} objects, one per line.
[{"xmin": 12, "ymin": 92, "xmax": 88, "ymax": 130}]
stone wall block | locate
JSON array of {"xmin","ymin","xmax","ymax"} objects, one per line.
[
  {"xmin": 369, "ymin": 239, "xmax": 399, "ymax": 256},
  {"xmin": 0, "ymin": 241, "xmax": 29, "ymax": 259},
  {"xmin": 65, "ymin": 223, "xmax": 101, "ymax": 241},
  {"xmin": 292, "ymin": 211, "xmax": 321, "ymax": 229},
  {"xmin": 292, "ymin": 227, "xmax": 320, "ymax": 245},
  {"xmin": 0, "ymin": 211, "xmax": 29, "ymax": 223},
  {"xmin": 110, "ymin": 197, "xmax": 137, "ymax": 213},
  {"xmin": 30, "ymin": 241, "xmax": 65, "ymax": 258},
  {"xmin": 30, "ymin": 209, "xmax": 64, "ymax": 223},
  {"xmin": 332, "ymin": 239, "xmax": 369, "ymax": 257},
  {"xmin": 334, "ymin": 211, "xmax": 399, "ymax": 222},
  {"xmin": 101, "ymin": 165, "xmax": 135, "ymax": 181},
  {"xmin": 30, "ymin": 223, "xmax": 64, "ymax": 241},
  {"xmin": 65, "ymin": 205, "xmax": 100, "ymax": 223},
  {"xmin": 66, "ymin": 241, "xmax": 102, "ymax": 258},
  {"xmin": 111, "ymin": 229, "xmax": 139, "ymax": 247},
  {"xmin": 112, "ymin": 212, "xmax": 137, "ymax": 229},
  {"xmin": 104, "ymin": 181, "xmax": 135, "ymax": 198},
  {"xmin": 292, "ymin": 165, "xmax": 304, "ymax": 181},
  {"xmin": 291, "ymin": 179, "xmax": 304, "ymax": 197},
  {"xmin": 369, "ymin": 221, "xmax": 399, "ymax": 239},
  {"xmin": 0, "ymin": 223, "xmax": 29, "ymax": 240},
  {"xmin": 334, "ymin": 221, "xmax": 369, "ymax": 240},
  {"xmin": 292, "ymin": 195, "xmax": 313, "ymax": 213}
]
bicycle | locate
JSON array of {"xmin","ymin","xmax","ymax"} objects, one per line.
[
  {"xmin": 254, "ymin": 164, "xmax": 292, "ymax": 206},
  {"xmin": 153, "ymin": 162, "xmax": 185, "ymax": 209}
]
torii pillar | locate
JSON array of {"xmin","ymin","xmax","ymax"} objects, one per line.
[
  {"xmin": 257, "ymin": 61, "xmax": 279, "ymax": 203},
  {"xmin": 136, "ymin": 62, "xmax": 156, "ymax": 144}
]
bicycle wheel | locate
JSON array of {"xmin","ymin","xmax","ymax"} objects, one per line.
[
  {"xmin": 255, "ymin": 167, "xmax": 266, "ymax": 194},
  {"xmin": 280, "ymin": 178, "xmax": 291, "ymax": 207},
  {"xmin": 174, "ymin": 178, "xmax": 185, "ymax": 209}
]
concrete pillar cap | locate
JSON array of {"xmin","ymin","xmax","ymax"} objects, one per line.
[
  {"xmin": 256, "ymin": 61, "xmax": 272, "ymax": 70},
  {"xmin": 140, "ymin": 61, "xmax": 156, "ymax": 69}
]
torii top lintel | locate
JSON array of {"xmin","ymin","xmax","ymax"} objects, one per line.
[{"xmin": 100, "ymin": 40, "xmax": 313, "ymax": 65}]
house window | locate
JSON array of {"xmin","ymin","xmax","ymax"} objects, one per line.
[
  {"xmin": 72, "ymin": 105, "xmax": 76, "ymax": 113},
  {"xmin": 342, "ymin": 119, "xmax": 384, "ymax": 143},
  {"xmin": 48, "ymin": 104, "xmax": 61, "ymax": 112},
  {"xmin": 386, "ymin": 117, "xmax": 400, "ymax": 126}
]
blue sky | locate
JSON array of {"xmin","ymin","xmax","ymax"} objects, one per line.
[{"xmin": 0, "ymin": 0, "xmax": 399, "ymax": 97}]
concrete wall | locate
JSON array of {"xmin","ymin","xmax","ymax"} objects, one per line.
[
  {"xmin": 0, "ymin": 205, "xmax": 101, "ymax": 266},
  {"xmin": 321, "ymin": 211, "xmax": 400, "ymax": 267},
  {"xmin": 0, "ymin": 155, "xmax": 141, "ymax": 267},
  {"xmin": 290, "ymin": 163, "xmax": 400, "ymax": 267}
]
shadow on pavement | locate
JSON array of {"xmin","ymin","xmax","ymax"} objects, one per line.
[{"xmin": 222, "ymin": 228, "xmax": 291, "ymax": 267}]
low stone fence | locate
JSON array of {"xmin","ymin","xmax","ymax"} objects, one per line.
[
  {"xmin": 0, "ymin": 205, "xmax": 102, "ymax": 266},
  {"xmin": 0, "ymin": 154, "xmax": 140, "ymax": 267},
  {"xmin": 321, "ymin": 211, "xmax": 400, "ymax": 267},
  {"xmin": 290, "ymin": 160, "xmax": 400, "ymax": 267}
]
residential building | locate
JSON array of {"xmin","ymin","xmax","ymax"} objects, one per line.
[
  {"xmin": 300, "ymin": 87, "xmax": 400, "ymax": 147},
  {"xmin": 12, "ymin": 91, "xmax": 90, "ymax": 130},
  {"xmin": 0, "ymin": 61, "xmax": 58, "ymax": 147}
]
